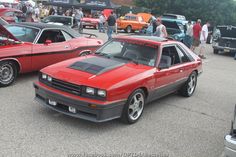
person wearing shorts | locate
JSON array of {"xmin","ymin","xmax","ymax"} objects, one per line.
[
  {"xmin": 191, "ymin": 19, "xmax": 202, "ymax": 51},
  {"xmin": 199, "ymin": 21, "xmax": 210, "ymax": 59}
]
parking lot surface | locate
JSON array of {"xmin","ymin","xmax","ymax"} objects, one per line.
[{"xmin": 0, "ymin": 29, "xmax": 236, "ymax": 157}]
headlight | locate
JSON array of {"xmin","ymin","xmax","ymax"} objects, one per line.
[
  {"xmin": 97, "ymin": 90, "xmax": 106, "ymax": 97},
  {"xmin": 86, "ymin": 87, "xmax": 95, "ymax": 95},
  {"xmin": 47, "ymin": 76, "xmax": 52, "ymax": 82},
  {"xmin": 42, "ymin": 73, "xmax": 47, "ymax": 79}
]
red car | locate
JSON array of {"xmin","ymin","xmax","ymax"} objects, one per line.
[
  {"xmin": 82, "ymin": 17, "xmax": 100, "ymax": 29},
  {"xmin": 0, "ymin": 8, "xmax": 25, "ymax": 23},
  {"xmin": 0, "ymin": 22, "xmax": 103, "ymax": 87},
  {"xmin": 34, "ymin": 36, "xmax": 202, "ymax": 124}
]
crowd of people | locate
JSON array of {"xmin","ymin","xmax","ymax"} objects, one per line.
[{"xmin": 0, "ymin": 2, "xmax": 211, "ymax": 58}]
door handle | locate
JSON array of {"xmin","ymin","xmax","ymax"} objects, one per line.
[
  {"xmin": 179, "ymin": 68, "xmax": 184, "ymax": 73},
  {"xmin": 64, "ymin": 45, "xmax": 69, "ymax": 49}
]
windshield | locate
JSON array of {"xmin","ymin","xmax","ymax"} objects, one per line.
[
  {"xmin": 42, "ymin": 16, "xmax": 72, "ymax": 26},
  {"xmin": 96, "ymin": 39, "xmax": 158, "ymax": 67},
  {"xmin": 5, "ymin": 25, "xmax": 39, "ymax": 43}
]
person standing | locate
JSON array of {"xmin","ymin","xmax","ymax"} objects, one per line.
[
  {"xmin": 98, "ymin": 12, "xmax": 105, "ymax": 33},
  {"xmin": 199, "ymin": 21, "xmax": 210, "ymax": 59},
  {"xmin": 154, "ymin": 18, "xmax": 168, "ymax": 38},
  {"xmin": 191, "ymin": 19, "xmax": 202, "ymax": 51},
  {"xmin": 106, "ymin": 11, "xmax": 116, "ymax": 40},
  {"xmin": 75, "ymin": 8, "xmax": 84, "ymax": 33},
  {"xmin": 184, "ymin": 21, "xmax": 193, "ymax": 48}
]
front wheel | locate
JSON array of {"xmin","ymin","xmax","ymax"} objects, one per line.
[
  {"xmin": 213, "ymin": 49, "xmax": 219, "ymax": 54},
  {"xmin": 179, "ymin": 71, "xmax": 197, "ymax": 97},
  {"xmin": 0, "ymin": 61, "xmax": 18, "ymax": 87},
  {"xmin": 121, "ymin": 89, "xmax": 145, "ymax": 124}
]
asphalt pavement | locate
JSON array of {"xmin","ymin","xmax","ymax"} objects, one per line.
[{"xmin": 0, "ymin": 29, "xmax": 236, "ymax": 157}]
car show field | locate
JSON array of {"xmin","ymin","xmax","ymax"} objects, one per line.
[{"xmin": 0, "ymin": 29, "xmax": 235, "ymax": 157}]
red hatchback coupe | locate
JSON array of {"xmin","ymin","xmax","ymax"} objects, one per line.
[
  {"xmin": 34, "ymin": 36, "xmax": 202, "ymax": 124},
  {"xmin": 0, "ymin": 8, "xmax": 25, "ymax": 23},
  {"xmin": 0, "ymin": 22, "xmax": 103, "ymax": 87}
]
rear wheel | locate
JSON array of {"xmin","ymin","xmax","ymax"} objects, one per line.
[
  {"xmin": 121, "ymin": 89, "xmax": 145, "ymax": 124},
  {"xmin": 179, "ymin": 71, "xmax": 197, "ymax": 97},
  {"xmin": 0, "ymin": 61, "xmax": 17, "ymax": 87},
  {"xmin": 94, "ymin": 24, "xmax": 98, "ymax": 30},
  {"xmin": 125, "ymin": 25, "xmax": 132, "ymax": 33}
]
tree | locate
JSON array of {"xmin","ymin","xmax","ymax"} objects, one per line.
[{"xmin": 134, "ymin": 0, "xmax": 236, "ymax": 25}]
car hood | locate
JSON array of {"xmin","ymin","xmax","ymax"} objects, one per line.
[
  {"xmin": 217, "ymin": 25, "xmax": 236, "ymax": 38},
  {"xmin": 0, "ymin": 24, "xmax": 19, "ymax": 41},
  {"xmin": 162, "ymin": 20, "xmax": 180, "ymax": 30},
  {"xmin": 41, "ymin": 56, "xmax": 154, "ymax": 89}
]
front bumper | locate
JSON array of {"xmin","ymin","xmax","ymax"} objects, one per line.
[
  {"xmin": 224, "ymin": 135, "xmax": 236, "ymax": 157},
  {"xmin": 213, "ymin": 45, "xmax": 236, "ymax": 53},
  {"xmin": 33, "ymin": 83, "xmax": 125, "ymax": 122}
]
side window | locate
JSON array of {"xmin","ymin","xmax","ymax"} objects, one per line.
[
  {"xmin": 161, "ymin": 46, "xmax": 181, "ymax": 66},
  {"xmin": 130, "ymin": 16, "xmax": 136, "ymax": 21},
  {"xmin": 175, "ymin": 45, "xmax": 190, "ymax": 63},
  {"xmin": 4, "ymin": 12, "xmax": 14, "ymax": 17},
  {"xmin": 62, "ymin": 31, "xmax": 73, "ymax": 41},
  {"xmin": 37, "ymin": 30, "xmax": 66, "ymax": 44}
]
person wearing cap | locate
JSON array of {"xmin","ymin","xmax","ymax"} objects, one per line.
[
  {"xmin": 199, "ymin": 21, "xmax": 210, "ymax": 59},
  {"xmin": 191, "ymin": 19, "xmax": 202, "ymax": 51},
  {"xmin": 154, "ymin": 18, "xmax": 168, "ymax": 38}
]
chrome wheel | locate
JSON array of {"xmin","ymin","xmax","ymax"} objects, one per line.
[
  {"xmin": 187, "ymin": 74, "xmax": 196, "ymax": 95},
  {"xmin": 0, "ymin": 63, "xmax": 14, "ymax": 84},
  {"xmin": 128, "ymin": 93, "xmax": 144, "ymax": 121}
]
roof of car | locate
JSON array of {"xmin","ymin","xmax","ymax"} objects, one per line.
[
  {"xmin": 117, "ymin": 35, "xmax": 169, "ymax": 43},
  {"xmin": 8, "ymin": 22, "xmax": 81, "ymax": 38}
]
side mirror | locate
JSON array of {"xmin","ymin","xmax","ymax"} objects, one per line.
[
  {"xmin": 44, "ymin": 39, "xmax": 52, "ymax": 45},
  {"xmin": 158, "ymin": 64, "xmax": 170, "ymax": 70}
]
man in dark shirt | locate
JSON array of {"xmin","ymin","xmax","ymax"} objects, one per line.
[{"xmin": 106, "ymin": 11, "xmax": 116, "ymax": 40}]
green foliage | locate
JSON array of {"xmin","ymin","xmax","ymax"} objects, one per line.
[{"xmin": 134, "ymin": 0, "xmax": 236, "ymax": 25}]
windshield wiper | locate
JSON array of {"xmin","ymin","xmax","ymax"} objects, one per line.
[
  {"xmin": 113, "ymin": 55, "xmax": 139, "ymax": 65},
  {"xmin": 95, "ymin": 52, "xmax": 111, "ymax": 58}
]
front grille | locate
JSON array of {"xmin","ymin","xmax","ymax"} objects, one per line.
[
  {"xmin": 219, "ymin": 38, "xmax": 236, "ymax": 48},
  {"xmin": 40, "ymin": 77, "xmax": 82, "ymax": 96}
]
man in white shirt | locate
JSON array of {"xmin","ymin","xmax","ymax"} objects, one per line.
[
  {"xmin": 199, "ymin": 21, "xmax": 210, "ymax": 59},
  {"xmin": 154, "ymin": 18, "xmax": 168, "ymax": 38},
  {"xmin": 184, "ymin": 21, "xmax": 193, "ymax": 48}
]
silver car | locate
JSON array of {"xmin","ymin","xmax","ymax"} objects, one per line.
[{"xmin": 225, "ymin": 105, "xmax": 236, "ymax": 157}]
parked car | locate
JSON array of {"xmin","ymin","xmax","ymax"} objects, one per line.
[
  {"xmin": 224, "ymin": 104, "xmax": 236, "ymax": 157},
  {"xmin": 41, "ymin": 15, "xmax": 77, "ymax": 28},
  {"xmin": 212, "ymin": 25, "xmax": 236, "ymax": 59},
  {"xmin": 34, "ymin": 35, "xmax": 202, "ymax": 124},
  {"xmin": 0, "ymin": 17, "xmax": 8, "ymax": 25},
  {"xmin": 0, "ymin": 8, "xmax": 25, "ymax": 23},
  {"xmin": 162, "ymin": 13, "xmax": 186, "ymax": 21},
  {"xmin": 117, "ymin": 14, "xmax": 148, "ymax": 33},
  {"xmin": 0, "ymin": 22, "xmax": 103, "ymax": 87},
  {"xmin": 81, "ymin": 17, "xmax": 100, "ymax": 29},
  {"xmin": 161, "ymin": 18, "xmax": 187, "ymax": 42}
]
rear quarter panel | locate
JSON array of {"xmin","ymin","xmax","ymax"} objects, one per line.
[{"xmin": 0, "ymin": 43, "xmax": 32, "ymax": 73}]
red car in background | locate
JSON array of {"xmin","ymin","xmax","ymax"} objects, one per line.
[
  {"xmin": 0, "ymin": 22, "xmax": 103, "ymax": 87},
  {"xmin": 34, "ymin": 36, "xmax": 202, "ymax": 124},
  {"xmin": 0, "ymin": 8, "xmax": 25, "ymax": 23},
  {"xmin": 82, "ymin": 17, "xmax": 100, "ymax": 29}
]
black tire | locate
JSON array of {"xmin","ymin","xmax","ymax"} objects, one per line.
[
  {"xmin": 0, "ymin": 61, "xmax": 18, "ymax": 87},
  {"xmin": 125, "ymin": 25, "xmax": 132, "ymax": 33},
  {"xmin": 121, "ymin": 89, "xmax": 145, "ymax": 124},
  {"xmin": 179, "ymin": 71, "xmax": 197, "ymax": 97},
  {"xmin": 213, "ymin": 49, "xmax": 219, "ymax": 54},
  {"xmin": 94, "ymin": 24, "xmax": 98, "ymax": 30}
]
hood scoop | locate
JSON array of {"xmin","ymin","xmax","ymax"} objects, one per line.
[{"xmin": 69, "ymin": 57, "xmax": 125, "ymax": 75}]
